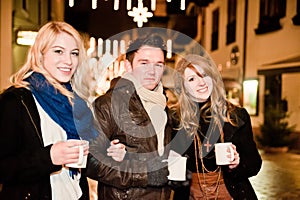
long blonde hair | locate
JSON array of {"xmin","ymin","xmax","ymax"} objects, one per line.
[
  {"xmin": 10, "ymin": 21, "xmax": 87, "ymax": 102},
  {"xmin": 174, "ymin": 54, "xmax": 237, "ymax": 136}
]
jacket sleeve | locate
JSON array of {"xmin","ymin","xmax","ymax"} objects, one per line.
[
  {"xmin": 85, "ymin": 141, "xmax": 148, "ymax": 189},
  {"xmin": 85, "ymin": 96, "xmax": 149, "ymax": 189},
  {"xmin": 223, "ymin": 108, "xmax": 262, "ymax": 182},
  {"xmin": 0, "ymin": 89, "xmax": 61, "ymax": 184}
]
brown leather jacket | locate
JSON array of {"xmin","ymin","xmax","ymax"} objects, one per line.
[{"xmin": 86, "ymin": 77, "xmax": 174, "ymax": 200}]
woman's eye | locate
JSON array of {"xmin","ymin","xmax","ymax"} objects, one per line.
[
  {"xmin": 202, "ymin": 73, "xmax": 208, "ymax": 77},
  {"xmin": 188, "ymin": 77, "xmax": 194, "ymax": 82},
  {"xmin": 72, "ymin": 51, "xmax": 79, "ymax": 56},
  {"xmin": 54, "ymin": 49, "xmax": 63, "ymax": 54}
]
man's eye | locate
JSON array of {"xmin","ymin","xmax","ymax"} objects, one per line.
[{"xmin": 155, "ymin": 63, "xmax": 164, "ymax": 68}]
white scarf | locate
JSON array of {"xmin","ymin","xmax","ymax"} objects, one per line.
[{"xmin": 123, "ymin": 73, "xmax": 167, "ymax": 156}]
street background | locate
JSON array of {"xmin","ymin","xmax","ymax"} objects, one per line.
[{"xmin": 250, "ymin": 150, "xmax": 300, "ymax": 200}]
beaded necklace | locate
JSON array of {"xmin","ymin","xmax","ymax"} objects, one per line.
[{"xmin": 193, "ymin": 121, "xmax": 224, "ymax": 200}]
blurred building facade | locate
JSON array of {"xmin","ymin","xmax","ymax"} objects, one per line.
[
  {"xmin": 1, "ymin": 0, "xmax": 300, "ymax": 132},
  {"xmin": 201, "ymin": 0, "xmax": 300, "ymax": 132}
]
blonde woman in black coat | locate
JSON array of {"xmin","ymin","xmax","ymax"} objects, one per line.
[
  {"xmin": 0, "ymin": 21, "xmax": 90, "ymax": 200},
  {"xmin": 172, "ymin": 54, "xmax": 262, "ymax": 200}
]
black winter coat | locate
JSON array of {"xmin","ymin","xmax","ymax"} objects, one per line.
[
  {"xmin": 0, "ymin": 87, "xmax": 89, "ymax": 200},
  {"xmin": 172, "ymin": 106, "xmax": 262, "ymax": 200}
]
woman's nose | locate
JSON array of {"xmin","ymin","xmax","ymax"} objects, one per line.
[
  {"xmin": 197, "ymin": 77, "xmax": 206, "ymax": 85},
  {"xmin": 64, "ymin": 54, "xmax": 72, "ymax": 65}
]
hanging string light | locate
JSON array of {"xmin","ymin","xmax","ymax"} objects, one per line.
[
  {"xmin": 69, "ymin": 0, "xmax": 74, "ymax": 7},
  {"xmin": 69, "ymin": 0, "xmax": 186, "ymax": 11},
  {"xmin": 167, "ymin": 39, "xmax": 172, "ymax": 59},
  {"xmin": 180, "ymin": 0, "xmax": 185, "ymax": 10},
  {"xmin": 113, "ymin": 0, "xmax": 119, "ymax": 10},
  {"xmin": 69, "ymin": 0, "xmax": 186, "ymax": 26},
  {"xmin": 87, "ymin": 37, "xmax": 96, "ymax": 57},
  {"xmin": 92, "ymin": 0, "xmax": 97, "ymax": 9},
  {"xmin": 151, "ymin": 0, "xmax": 156, "ymax": 11},
  {"xmin": 127, "ymin": 0, "xmax": 132, "ymax": 10}
]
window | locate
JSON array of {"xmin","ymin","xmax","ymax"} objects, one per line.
[
  {"xmin": 211, "ymin": 8, "xmax": 219, "ymax": 51},
  {"xmin": 255, "ymin": 0, "xmax": 286, "ymax": 34},
  {"xmin": 243, "ymin": 79, "xmax": 259, "ymax": 116},
  {"xmin": 226, "ymin": 0, "xmax": 237, "ymax": 44}
]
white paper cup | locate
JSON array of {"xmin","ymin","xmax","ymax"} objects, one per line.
[
  {"xmin": 215, "ymin": 142, "xmax": 234, "ymax": 165},
  {"xmin": 66, "ymin": 140, "xmax": 89, "ymax": 168},
  {"xmin": 167, "ymin": 156, "xmax": 187, "ymax": 181}
]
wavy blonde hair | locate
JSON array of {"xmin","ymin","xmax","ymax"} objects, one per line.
[
  {"xmin": 174, "ymin": 54, "xmax": 237, "ymax": 136},
  {"xmin": 10, "ymin": 21, "xmax": 87, "ymax": 102}
]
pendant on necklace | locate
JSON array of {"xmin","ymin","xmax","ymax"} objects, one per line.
[{"xmin": 204, "ymin": 140, "xmax": 212, "ymax": 153}]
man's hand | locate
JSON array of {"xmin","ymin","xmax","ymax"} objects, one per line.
[{"xmin": 107, "ymin": 139, "xmax": 126, "ymax": 162}]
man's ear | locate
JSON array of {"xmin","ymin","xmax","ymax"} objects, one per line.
[{"xmin": 124, "ymin": 60, "xmax": 132, "ymax": 72}]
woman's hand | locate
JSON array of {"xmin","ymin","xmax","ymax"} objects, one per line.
[
  {"xmin": 50, "ymin": 140, "xmax": 89, "ymax": 165},
  {"xmin": 229, "ymin": 144, "xmax": 240, "ymax": 169},
  {"xmin": 107, "ymin": 139, "xmax": 126, "ymax": 162}
]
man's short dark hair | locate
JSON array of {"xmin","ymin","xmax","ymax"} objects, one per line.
[{"xmin": 126, "ymin": 34, "xmax": 167, "ymax": 63}]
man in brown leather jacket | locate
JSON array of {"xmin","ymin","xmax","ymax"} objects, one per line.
[{"xmin": 86, "ymin": 34, "xmax": 174, "ymax": 199}]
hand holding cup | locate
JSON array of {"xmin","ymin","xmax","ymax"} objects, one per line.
[
  {"xmin": 215, "ymin": 142, "xmax": 240, "ymax": 169},
  {"xmin": 65, "ymin": 139, "xmax": 89, "ymax": 168}
]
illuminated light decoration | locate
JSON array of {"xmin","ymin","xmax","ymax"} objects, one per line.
[
  {"xmin": 92, "ymin": 0, "xmax": 97, "ymax": 9},
  {"xmin": 69, "ymin": 0, "xmax": 74, "ymax": 7},
  {"xmin": 95, "ymin": 37, "xmax": 172, "ymax": 59},
  {"xmin": 166, "ymin": 39, "xmax": 172, "ymax": 59},
  {"xmin": 120, "ymin": 40, "xmax": 126, "ymax": 54},
  {"xmin": 101, "ymin": 40, "xmax": 114, "ymax": 68},
  {"xmin": 180, "ymin": 0, "xmax": 185, "ymax": 10},
  {"xmin": 69, "ymin": 0, "xmax": 185, "ymax": 27},
  {"xmin": 87, "ymin": 37, "xmax": 96, "ymax": 57},
  {"xmin": 151, "ymin": 0, "xmax": 156, "ymax": 11},
  {"xmin": 97, "ymin": 38, "xmax": 103, "ymax": 58},
  {"xmin": 127, "ymin": 0, "xmax": 132, "ymax": 10},
  {"xmin": 114, "ymin": 0, "xmax": 119, "ymax": 10},
  {"xmin": 16, "ymin": 30, "xmax": 38, "ymax": 46},
  {"xmin": 128, "ymin": 0, "xmax": 153, "ymax": 27},
  {"xmin": 69, "ymin": 0, "xmax": 186, "ymax": 13},
  {"xmin": 113, "ymin": 40, "xmax": 118, "ymax": 58}
]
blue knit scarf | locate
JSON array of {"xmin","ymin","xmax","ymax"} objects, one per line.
[
  {"xmin": 27, "ymin": 72, "xmax": 80, "ymax": 140},
  {"xmin": 73, "ymin": 92, "xmax": 98, "ymax": 141}
]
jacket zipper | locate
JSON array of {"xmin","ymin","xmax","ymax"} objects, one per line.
[{"xmin": 21, "ymin": 99, "xmax": 43, "ymax": 144}]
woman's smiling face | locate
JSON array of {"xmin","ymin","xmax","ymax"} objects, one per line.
[
  {"xmin": 43, "ymin": 32, "xmax": 79, "ymax": 83},
  {"xmin": 183, "ymin": 66, "xmax": 213, "ymax": 102}
]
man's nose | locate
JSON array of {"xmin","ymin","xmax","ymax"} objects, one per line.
[{"xmin": 146, "ymin": 63, "xmax": 156, "ymax": 73}]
